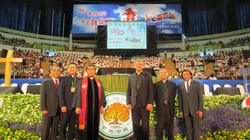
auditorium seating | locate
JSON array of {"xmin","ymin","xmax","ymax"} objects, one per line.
[
  {"xmin": 236, "ymin": 84, "xmax": 248, "ymax": 96},
  {"xmin": 203, "ymin": 84, "xmax": 213, "ymax": 96},
  {"xmin": 224, "ymin": 84, "xmax": 232, "ymax": 88},
  {"xmin": 213, "ymin": 84, "xmax": 221, "ymax": 91},
  {"xmin": 21, "ymin": 83, "xmax": 29, "ymax": 94},
  {"xmin": 10, "ymin": 83, "xmax": 18, "ymax": 87}
]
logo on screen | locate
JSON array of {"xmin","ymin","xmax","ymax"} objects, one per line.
[{"xmin": 110, "ymin": 28, "xmax": 124, "ymax": 35}]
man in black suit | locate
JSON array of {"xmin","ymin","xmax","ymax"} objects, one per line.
[
  {"xmin": 40, "ymin": 65, "xmax": 61, "ymax": 140},
  {"xmin": 127, "ymin": 59, "xmax": 154, "ymax": 140},
  {"xmin": 154, "ymin": 68, "xmax": 176, "ymax": 140},
  {"xmin": 58, "ymin": 63, "xmax": 79, "ymax": 140},
  {"xmin": 178, "ymin": 69, "xmax": 204, "ymax": 140}
]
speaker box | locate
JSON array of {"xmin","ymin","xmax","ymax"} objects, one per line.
[
  {"xmin": 96, "ymin": 25, "xmax": 107, "ymax": 49},
  {"xmin": 0, "ymin": 87, "xmax": 23, "ymax": 94},
  {"xmin": 1, "ymin": 49, "xmax": 8, "ymax": 58},
  {"xmin": 26, "ymin": 85, "xmax": 41, "ymax": 94}
]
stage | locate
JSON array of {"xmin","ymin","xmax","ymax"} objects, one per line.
[{"xmin": 0, "ymin": 77, "xmax": 249, "ymax": 96}]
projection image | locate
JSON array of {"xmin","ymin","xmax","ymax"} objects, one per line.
[
  {"xmin": 72, "ymin": 4, "xmax": 182, "ymax": 35},
  {"xmin": 107, "ymin": 21, "xmax": 146, "ymax": 49}
]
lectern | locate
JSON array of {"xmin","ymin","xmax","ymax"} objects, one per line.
[{"xmin": 236, "ymin": 68, "xmax": 250, "ymax": 94}]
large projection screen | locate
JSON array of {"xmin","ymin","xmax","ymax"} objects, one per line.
[{"xmin": 107, "ymin": 21, "xmax": 147, "ymax": 49}]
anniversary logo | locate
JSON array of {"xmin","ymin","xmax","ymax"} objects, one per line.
[{"xmin": 99, "ymin": 92, "xmax": 133, "ymax": 139}]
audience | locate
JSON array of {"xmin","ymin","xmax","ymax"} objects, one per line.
[{"xmin": 0, "ymin": 33, "xmax": 249, "ymax": 79}]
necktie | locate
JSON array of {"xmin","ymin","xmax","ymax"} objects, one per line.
[
  {"xmin": 187, "ymin": 81, "xmax": 190, "ymax": 92},
  {"xmin": 55, "ymin": 79, "xmax": 58, "ymax": 89}
]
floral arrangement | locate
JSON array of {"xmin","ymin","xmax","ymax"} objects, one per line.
[
  {"xmin": 0, "ymin": 94, "xmax": 41, "ymax": 139},
  {"xmin": 0, "ymin": 127, "xmax": 40, "ymax": 140},
  {"xmin": 0, "ymin": 93, "xmax": 249, "ymax": 139},
  {"xmin": 151, "ymin": 95, "xmax": 250, "ymax": 139}
]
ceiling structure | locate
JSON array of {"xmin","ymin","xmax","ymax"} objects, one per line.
[{"xmin": 67, "ymin": 0, "xmax": 182, "ymax": 4}]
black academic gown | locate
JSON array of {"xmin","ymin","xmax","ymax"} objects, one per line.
[{"xmin": 73, "ymin": 77, "xmax": 106, "ymax": 140}]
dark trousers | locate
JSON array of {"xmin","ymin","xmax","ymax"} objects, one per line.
[
  {"xmin": 75, "ymin": 129, "xmax": 84, "ymax": 140},
  {"xmin": 75, "ymin": 117, "xmax": 85, "ymax": 140},
  {"xmin": 131, "ymin": 101, "xmax": 149, "ymax": 140},
  {"xmin": 41, "ymin": 113, "xmax": 60, "ymax": 140},
  {"xmin": 184, "ymin": 113, "xmax": 201, "ymax": 140},
  {"xmin": 155, "ymin": 113, "xmax": 174, "ymax": 140},
  {"xmin": 59, "ymin": 110, "xmax": 78, "ymax": 140}
]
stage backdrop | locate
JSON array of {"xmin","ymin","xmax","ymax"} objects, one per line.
[{"xmin": 72, "ymin": 4, "xmax": 182, "ymax": 34}]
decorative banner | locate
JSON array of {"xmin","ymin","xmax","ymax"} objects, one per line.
[
  {"xmin": 72, "ymin": 4, "xmax": 182, "ymax": 34},
  {"xmin": 99, "ymin": 92, "xmax": 133, "ymax": 139},
  {"xmin": 241, "ymin": 96, "xmax": 250, "ymax": 108}
]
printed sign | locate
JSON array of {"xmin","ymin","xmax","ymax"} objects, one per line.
[{"xmin": 99, "ymin": 92, "xmax": 133, "ymax": 139}]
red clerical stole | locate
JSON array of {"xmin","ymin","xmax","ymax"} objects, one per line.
[{"xmin": 79, "ymin": 77, "xmax": 102, "ymax": 130}]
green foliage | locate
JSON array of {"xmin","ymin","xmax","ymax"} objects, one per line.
[
  {"xmin": 190, "ymin": 44, "xmax": 221, "ymax": 51},
  {"xmin": 203, "ymin": 95, "xmax": 245, "ymax": 111},
  {"xmin": 0, "ymin": 94, "xmax": 41, "ymax": 126},
  {"xmin": 0, "ymin": 127, "xmax": 40, "ymax": 140},
  {"xmin": 35, "ymin": 43, "xmax": 66, "ymax": 51},
  {"xmin": 0, "ymin": 93, "xmax": 249, "ymax": 139}
]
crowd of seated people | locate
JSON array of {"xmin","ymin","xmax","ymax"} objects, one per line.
[
  {"xmin": 6, "ymin": 50, "xmax": 88, "ymax": 78},
  {"xmin": 0, "ymin": 33, "xmax": 95, "ymax": 52},
  {"xmin": 187, "ymin": 40, "xmax": 224, "ymax": 50},
  {"xmin": 227, "ymin": 36, "xmax": 250, "ymax": 47},
  {"xmin": 0, "ymin": 33, "xmax": 27, "ymax": 48},
  {"xmin": 12, "ymin": 49, "xmax": 43, "ymax": 78},
  {"xmin": 172, "ymin": 53, "xmax": 205, "ymax": 78},
  {"xmin": 172, "ymin": 49, "xmax": 248, "ymax": 79},
  {"xmin": 72, "ymin": 44, "xmax": 94, "ymax": 52},
  {"xmin": 1, "ymin": 48, "xmax": 247, "ymax": 80},
  {"xmin": 187, "ymin": 36, "xmax": 250, "ymax": 50},
  {"xmin": 1, "ymin": 31, "xmax": 249, "ymax": 80},
  {"xmin": 50, "ymin": 53, "xmax": 86, "ymax": 77},
  {"xmin": 90, "ymin": 55, "xmax": 122, "ymax": 68},
  {"xmin": 130, "ymin": 56, "xmax": 163, "ymax": 70},
  {"xmin": 213, "ymin": 49, "xmax": 248, "ymax": 79}
]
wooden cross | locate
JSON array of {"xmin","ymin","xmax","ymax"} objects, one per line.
[{"xmin": 0, "ymin": 50, "xmax": 22, "ymax": 87}]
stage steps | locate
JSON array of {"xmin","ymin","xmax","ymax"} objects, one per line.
[
  {"xmin": 204, "ymin": 63, "xmax": 215, "ymax": 77},
  {"xmin": 122, "ymin": 59, "xmax": 131, "ymax": 68},
  {"xmin": 41, "ymin": 57, "xmax": 51, "ymax": 76},
  {"xmin": 164, "ymin": 58, "xmax": 178, "ymax": 77},
  {"xmin": 83, "ymin": 59, "xmax": 90, "ymax": 73}
]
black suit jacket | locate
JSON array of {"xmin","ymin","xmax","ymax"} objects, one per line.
[
  {"xmin": 154, "ymin": 80, "xmax": 176, "ymax": 117},
  {"xmin": 127, "ymin": 71, "xmax": 154, "ymax": 108},
  {"xmin": 40, "ymin": 78, "xmax": 59, "ymax": 116},
  {"xmin": 178, "ymin": 80, "xmax": 204, "ymax": 117},
  {"xmin": 58, "ymin": 75, "xmax": 79, "ymax": 110}
]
